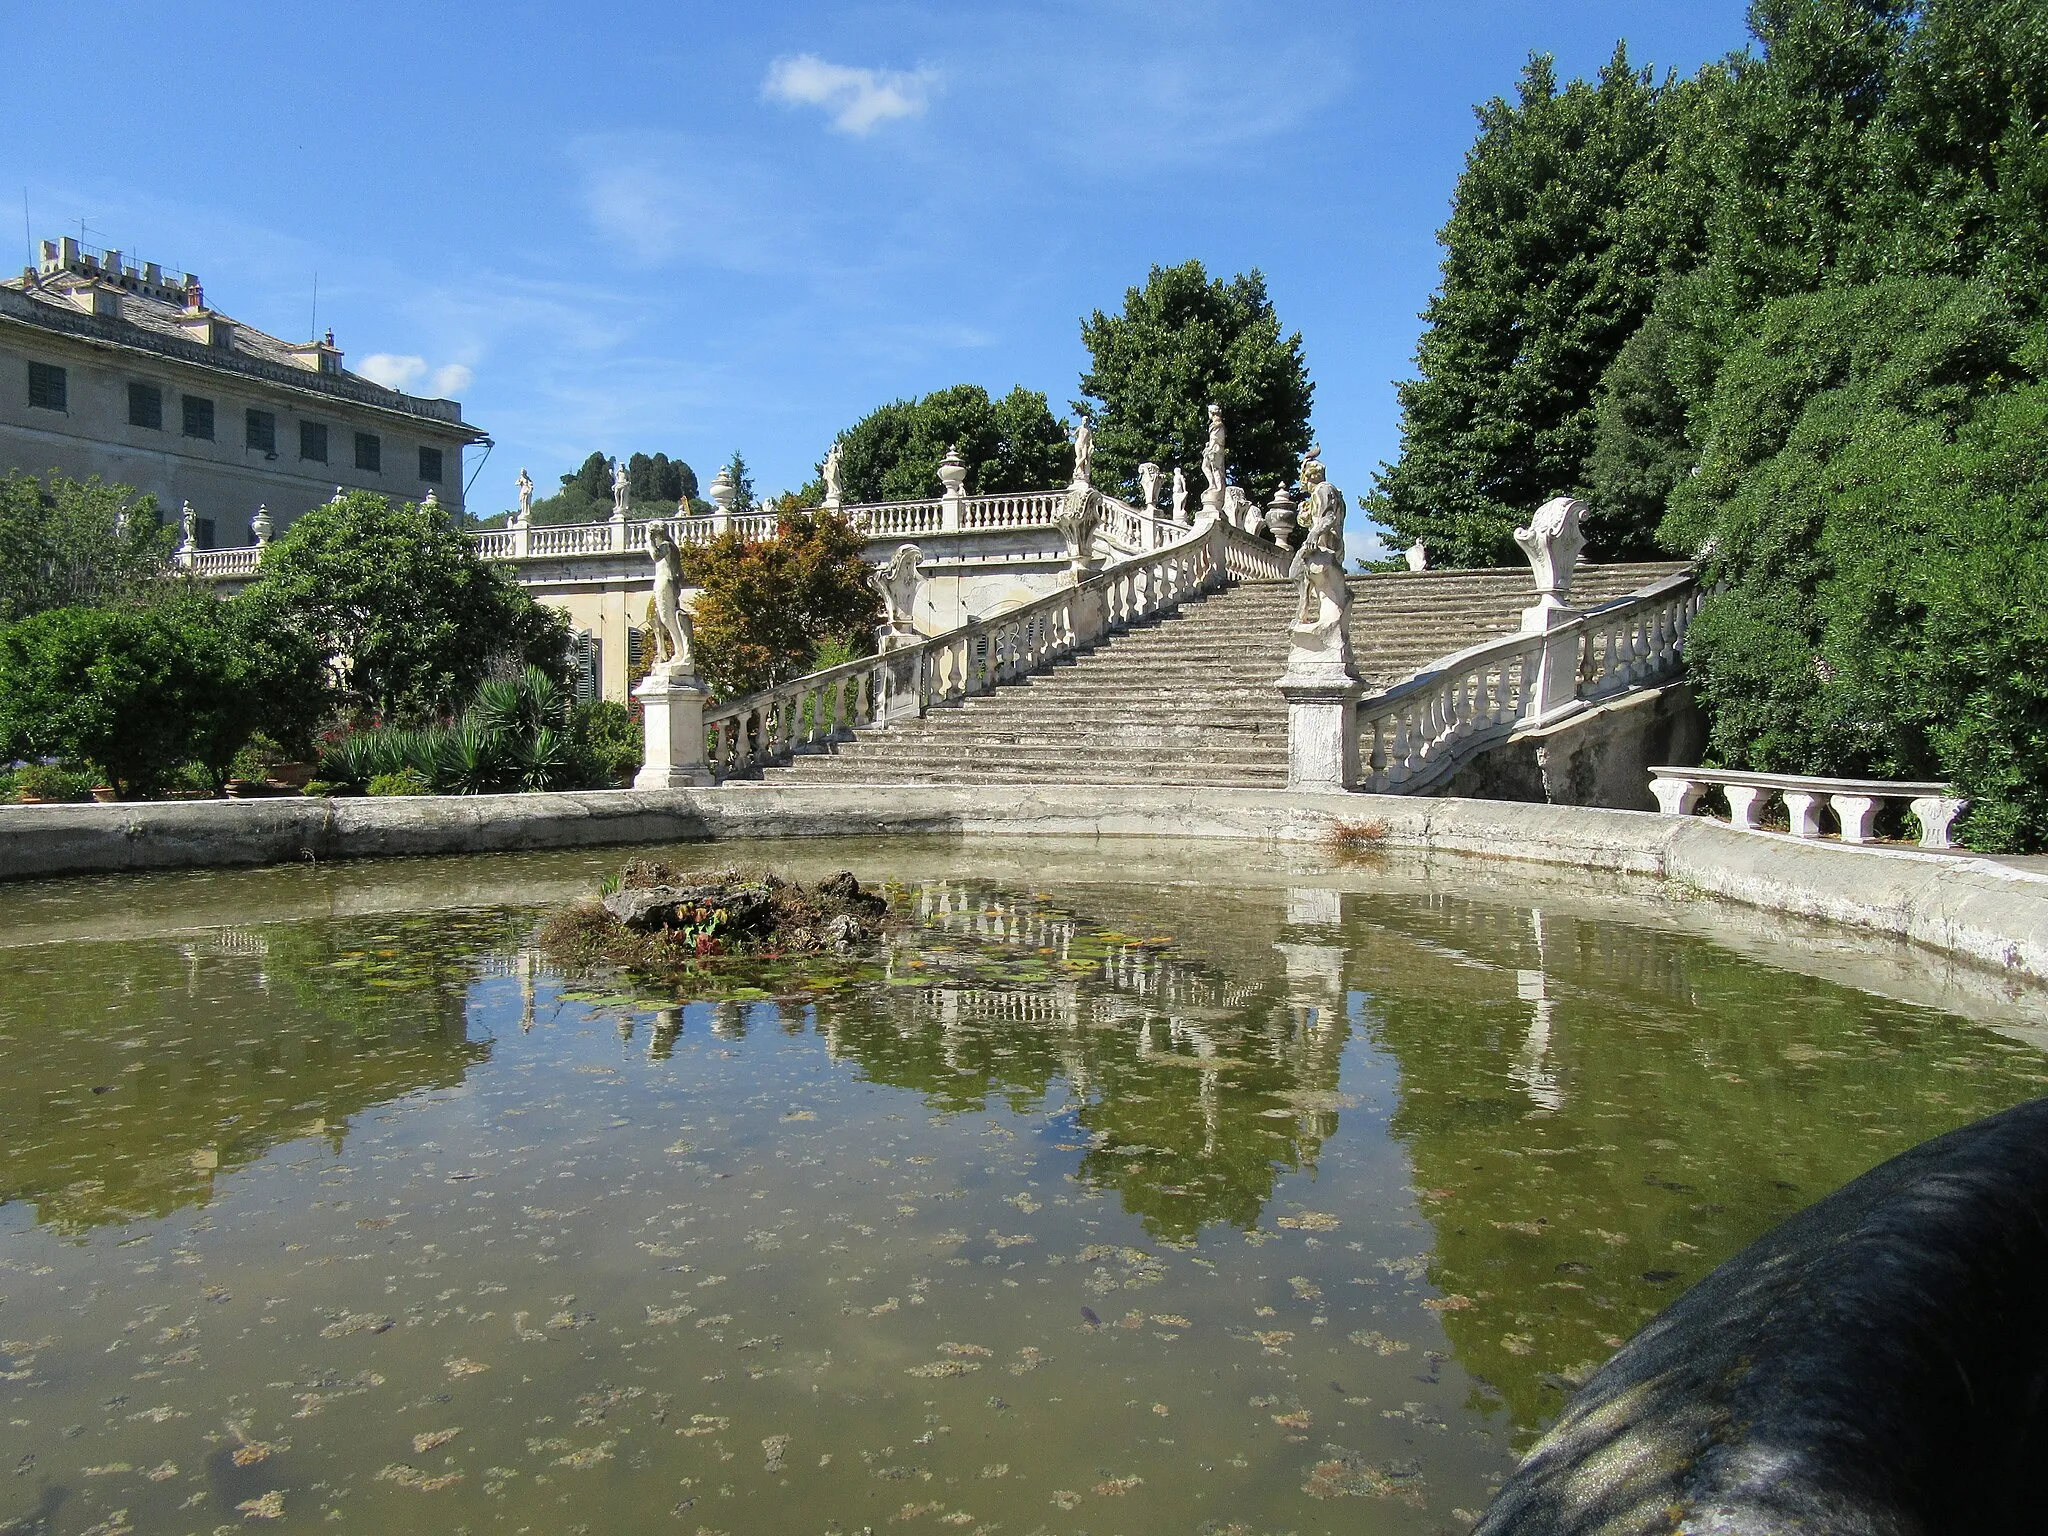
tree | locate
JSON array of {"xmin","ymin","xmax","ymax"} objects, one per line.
[
  {"xmin": 1370, "ymin": 48, "xmax": 1705, "ymax": 566},
  {"xmin": 243, "ymin": 491, "xmax": 571, "ymax": 722},
  {"xmin": 832, "ymin": 384, "xmax": 1070, "ymax": 504},
  {"xmin": 1075, "ymin": 260, "xmax": 1313, "ymax": 502},
  {"xmin": 0, "ymin": 471, "xmax": 173, "ymax": 622},
  {"xmin": 1665, "ymin": 276, "xmax": 2048, "ymax": 847},
  {"xmin": 0, "ymin": 604, "xmax": 229, "ymax": 796},
  {"xmin": 679, "ymin": 507, "xmax": 880, "ymax": 699},
  {"xmin": 627, "ymin": 451, "xmax": 697, "ymax": 505},
  {"xmin": 723, "ymin": 452, "xmax": 756, "ymax": 514}
]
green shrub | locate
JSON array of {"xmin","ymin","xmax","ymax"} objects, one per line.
[
  {"xmin": 366, "ymin": 768, "xmax": 433, "ymax": 797},
  {"xmin": 570, "ymin": 700, "xmax": 641, "ymax": 786},
  {"xmin": 14, "ymin": 763, "xmax": 94, "ymax": 802},
  {"xmin": 301, "ymin": 778, "xmax": 352, "ymax": 798}
]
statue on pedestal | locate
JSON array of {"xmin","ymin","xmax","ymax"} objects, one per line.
[
  {"xmin": 1070, "ymin": 417, "xmax": 1094, "ymax": 486},
  {"xmin": 646, "ymin": 523, "xmax": 696, "ymax": 676},
  {"xmin": 1405, "ymin": 538, "xmax": 1428, "ymax": 572},
  {"xmin": 822, "ymin": 441, "xmax": 844, "ymax": 507},
  {"xmin": 178, "ymin": 500, "xmax": 197, "ymax": 550},
  {"xmin": 1284, "ymin": 455, "xmax": 1355, "ymax": 679},
  {"xmin": 611, "ymin": 457, "xmax": 631, "ymax": 521},
  {"xmin": 515, "ymin": 468, "xmax": 534, "ymax": 526},
  {"xmin": 870, "ymin": 543, "xmax": 924, "ymax": 645},
  {"xmin": 1138, "ymin": 461, "xmax": 1162, "ymax": 513},
  {"xmin": 1170, "ymin": 465, "xmax": 1189, "ymax": 524},
  {"xmin": 1200, "ymin": 403, "xmax": 1228, "ymax": 511}
]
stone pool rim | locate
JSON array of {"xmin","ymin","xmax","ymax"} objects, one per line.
[{"xmin": 4, "ymin": 784, "xmax": 2045, "ymax": 988}]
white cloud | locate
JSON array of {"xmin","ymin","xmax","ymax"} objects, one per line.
[
  {"xmin": 762, "ymin": 53, "xmax": 937, "ymax": 135},
  {"xmin": 355, "ymin": 352, "xmax": 426, "ymax": 390},
  {"xmin": 355, "ymin": 352, "xmax": 473, "ymax": 400}
]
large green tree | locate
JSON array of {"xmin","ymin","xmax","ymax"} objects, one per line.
[
  {"xmin": 832, "ymin": 385, "xmax": 1070, "ymax": 505},
  {"xmin": 0, "ymin": 471, "xmax": 173, "ymax": 622},
  {"xmin": 243, "ymin": 491, "xmax": 570, "ymax": 722},
  {"xmin": 1371, "ymin": 48, "xmax": 1706, "ymax": 565},
  {"xmin": 1075, "ymin": 261, "xmax": 1312, "ymax": 502}
]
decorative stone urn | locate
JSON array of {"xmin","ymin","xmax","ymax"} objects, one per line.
[
  {"xmin": 1265, "ymin": 485, "xmax": 1298, "ymax": 547},
  {"xmin": 250, "ymin": 504, "xmax": 273, "ymax": 545},
  {"xmin": 1053, "ymin": 482, "xmax": 1103, "ymax": 578},
  {"xmin": 1514, "ymin": 495, "xmax": 1586, "ymax": 625},
  {"xmin": 706, "ymin": 467, "xmax": 736, "ymax": 535}
]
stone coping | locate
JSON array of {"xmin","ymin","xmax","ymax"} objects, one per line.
[{"xmin": 3, "ymin": 784, "xmax": 2046, "ymax": 988}]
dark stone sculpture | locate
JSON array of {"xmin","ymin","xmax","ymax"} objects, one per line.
[{"xmin": 1475, "ymin": 1094, "xmax": 2048, "ymax": 1536}]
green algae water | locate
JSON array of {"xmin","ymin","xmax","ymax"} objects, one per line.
[{"xmin": 3, "ymin": 839, "xmax": 2045, "ymax": 1536}]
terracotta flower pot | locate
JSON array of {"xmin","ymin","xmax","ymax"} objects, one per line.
[{"xmin": 91, "ymin": 786, "xmax": 118, "ymax": 803}]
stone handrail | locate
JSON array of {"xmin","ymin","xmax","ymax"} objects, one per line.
[
  {"xmin": 183, "ymin": 545, "xmax": 264, "ymax": 577},
  {"xmin": 697, "ymin": 519, "xmax": 1232, "ymax": 779},
  {"xmin": 1355, "ymin": 571, "xmax": 1700, "ymax": 795},
  {"xmin": 851, "ymin": 499, "xmax": 949, "ymax": 537},
  {"xmin": 1649, "ymin": 766, "xmax": 1966, "ymax": 848},
  {"xmin": 958, "ymin": 491, "xmax": 1067, "ymax": 531},
  {"xmin": 1211, "ymin": 518, "xmax": 1293, "ymax": 582}
]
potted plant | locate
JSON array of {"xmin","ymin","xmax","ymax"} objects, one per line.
[{"xmin": 14, "ymin": 764, "xmax": 92, "ymax": 804}]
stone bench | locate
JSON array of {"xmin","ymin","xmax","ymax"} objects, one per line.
[{"xmin": 1648, "ymin": 766, "xmax": 1966, "ymax": 849}]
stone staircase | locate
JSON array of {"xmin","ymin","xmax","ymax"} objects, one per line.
[{"xmin": 762, "ymin": 562, "xmax": 1688, "ymax": 789}]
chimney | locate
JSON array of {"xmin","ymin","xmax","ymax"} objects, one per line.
[{"xmin": 184, "ymin": 279, "xmax": 205, "ymax": 313}]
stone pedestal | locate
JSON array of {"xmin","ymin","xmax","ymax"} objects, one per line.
[
  {"xmin": 1071, "ymin": 578, "xmax": 1108, "ymax": 648},
  {"xmin": 875, "ymin": 632, "xmax": 925, "ymax": 728},
  {"xmin": 633, "ymin": 667, "xmax": 715, "ymax": 788},
  {"xmin": 1520, "ymin": 601, "xmax": 1584, "ymax": 725},
  {"xmin": 1280, "ymin": 677, "xmax": 1363, "ymax": 792}
]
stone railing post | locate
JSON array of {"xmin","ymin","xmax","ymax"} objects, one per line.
[
  {"xmin": 634, "ymin": 668, "xmax": 715, "ymax": 788},
  {"xmin": 1515, "ymin": 495, "xmax": 1588, "ymax": 723},
  {"xmin": 938, "ymin": 444, "xmax": 967, "ymax": 532},
  {"xmin": 510, "ymin": 513, "xmax": 530, "ymax": 558}
]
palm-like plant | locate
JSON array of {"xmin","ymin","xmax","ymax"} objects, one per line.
[{"xmin": 433, "ymin": 720, "xmax": 509, "ymax": 795}]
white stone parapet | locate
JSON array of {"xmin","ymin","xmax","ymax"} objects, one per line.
[
  {"xmin": 1353, "ymin": 569, "xmax": 1702, "ymax": 795},
  {"xmin": 1647, "ymin": 767, "xmax": 1966, "ymax": 849}
]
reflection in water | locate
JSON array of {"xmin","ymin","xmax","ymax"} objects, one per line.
[
  {"xmin": 1, "ymin": 864, "xmax": 2044, "ymax": 1534},
  {"xmin": 1, "ymin": 910, "xmax": 501, "ymax": 1231}
]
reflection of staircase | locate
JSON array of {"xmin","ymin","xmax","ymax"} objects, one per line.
[{"xmin": 765, "ymin": 563, "xmax": 1686, "ymax": 789}]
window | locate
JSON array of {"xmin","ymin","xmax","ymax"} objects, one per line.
[
  {"xmin": 194, "ymin": 517, "xmax": 216, "ymax": 551},
  {"xmin": 245, "ymin": 408, "xmax": 276, "ymax": 456},
  {"xmin": 182, "ymin": 394, "xmax": 214, "ymax": 440},
  {"xmin": 418, "ymin": 445, "xmax": 444, "ymax": 483},
  {"xmin": 27, "ymin": 361, "xmax": 66, "ymax": 411},
  {"xmin": 354, "ymin": 431, "xmax": 381, "ymax": 472},
  {"xmin": 300, "ymin": 420, "xmax": 328, "ymax": 463},
  {"xmin": 128, "ymin": 381, "xmax": 162, "ymax": 429}
]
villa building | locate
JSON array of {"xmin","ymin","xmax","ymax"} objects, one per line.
[{"xmin": 0, "ymin": 237, "xmax": 484, "ymax": 546}]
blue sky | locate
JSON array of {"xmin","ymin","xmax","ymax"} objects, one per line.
[{"xmin": 5, "ymin": 1, "xmax": 1750, "ymax": 545}]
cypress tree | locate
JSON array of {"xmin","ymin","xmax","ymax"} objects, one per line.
[{"xmin": 1370, "ymin": 47, "xmax": 1697, "ymax": 565}]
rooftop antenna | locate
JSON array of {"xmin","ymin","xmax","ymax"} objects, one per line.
[
  {"xmin": 310, "ymin": 271, "xmax": 318, "ymax": 341},
  {"xmin": 21, "ymin": 189, "xmax": 29, "ymax": 271}
]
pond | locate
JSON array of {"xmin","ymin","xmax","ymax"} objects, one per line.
[{"xmin": 3, "ymin": 838, "xmax": 2045, "ymax": 1536}]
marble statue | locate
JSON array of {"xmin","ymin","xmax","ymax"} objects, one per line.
[
  {"xmin": 1222, "ymin": 485, "xmax": 1251, "ymax": 532},
  {"xmin": 515, "ymin": 468, "xmax": 534, "ymax": 525},
  {"xmin": 870, "ymin": 543, "xmax": 924, "ymax": 639},
  {"xmin": 1285, "ymin": 454, "xmax": 1354, "ymax": 678},
  {"xmin": 1200, "ymin": 403, "xmax": 1228, "ymax": 510},
  {"xmin": 646, "ymin": 523, "xmax": 695, "ymax": 674},
  {"xmin": 1170, "ymin": 466, "xmax": 1189, "ymax": 524},
  {"xmin": 1405, "ymin": 538, "xmax": 1428, "ymax": 572},
  {"xmin": 1138, "ymin": 461, "xmax": 1162, "ymax": 512},
  {"xmin": 611, "ymin": 457, "xmax": 631, "ymax": 520},
  {"xmin": 178, "ymin": 500, "xmax": 196, "ymax": 549},
  {"xmin": 1514, "ymin": 495, "xmax": 1586, "ymax": 612},
  {"xmin": 822, "ymin": 441, "xmax": 844, "ymax": 506},
  {"xmin": 1070, "ymin": 417, "xmax": 1094, "ymax": 486}
]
